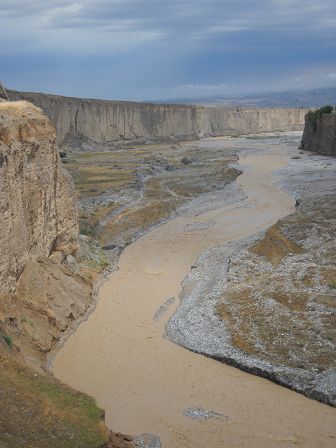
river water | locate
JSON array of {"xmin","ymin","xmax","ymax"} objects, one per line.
[{"xmin": 53, "ymin": 137, "xmax": 336, "ymax": 447}]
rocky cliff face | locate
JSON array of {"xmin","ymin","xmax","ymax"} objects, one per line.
[
  {"xmin": 0, "ymin": 101, "xmax": 78, "ymax": 292},
  {"xmin": 203, "ymin": 107, "xmax": 307, "ymax": 136},
  {"xmin": 0, "ymin": 101, "xmax": 99, "ymax": 366},
  {"xmin": 301, "ymin": 113, "xmax": 336, "ymax": 155},
  {"xmin": 7, "ymin": 90, "xmax": 307, "ymax": 149}
]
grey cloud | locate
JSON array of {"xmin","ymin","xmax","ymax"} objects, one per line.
[
  {"xmin": 1, "ymin": 1, "xmax": 335, "ymax": 36},
  {"xmin": 0, "ymin": 0, "xmax": 69, "ymax": 17},
  {"xmin": 0, "ymin": 0, "xmax": 335, "ymax": 100},
  {"xmin": 48, "ymin": 0, "xmax": 336, "ymax": 36}
]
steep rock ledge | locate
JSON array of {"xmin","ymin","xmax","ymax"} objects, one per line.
[
  {"xmin": 6, "ymin": 90, "xmax": 307, "ymax": 149},
  {"xmin": 0, "ymin": 102, "xmax": 110, "ymax": 367},
  {"xmin": 0, "ymin": 101, "xmax": 78, "ymax": 292},
  {"xmin": 301, "ymin": 112, "xmax": 336, "ymax": 155},
  {"xmin": 0, "ymin": 101, "xmax": 123, "ymax": 447}
]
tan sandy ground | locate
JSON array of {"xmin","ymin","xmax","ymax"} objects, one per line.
[{"xmin": 53, "ymin": 143, "xmax": 336, "ymax": 448}]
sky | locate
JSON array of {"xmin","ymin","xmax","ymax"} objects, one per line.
[{"xmin": 0, "ymin": 0, "xmax": 335, "ymax": 101}]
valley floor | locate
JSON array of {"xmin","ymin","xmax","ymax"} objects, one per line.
[{"xmin": 53, "ymin": 133, "xmax": 336, "ymax": 447}]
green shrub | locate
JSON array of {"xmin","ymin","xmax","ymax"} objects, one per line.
[
  {"xmin": 307, "ymin": 105, "xmax": 334, "ymax": 124},
  {"xmin": 21, "ymin": 316, "xmax": 34, "ymax": 327},
  {"xmin": 79, "ymin": 223, "xmax": 94, "ymax": 236},
  {"xmin": 1, "ymin": 332, "xmax": 13, "ymax": 348},
  {"xmin": 319, "ymin": 105, "xmax": 334, "ymax": 114}
]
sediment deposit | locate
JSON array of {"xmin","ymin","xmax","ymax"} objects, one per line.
[
  {"xmin": 166, "ymin": 142, "xmax": 336, "ymax": 406},
  {"xmin": 66, "ymin": 140, "xmax": 240, "ymax": 266},
  {"xmin": 6, "ymin": 89, "xmax": 307, "ymax": 148}
]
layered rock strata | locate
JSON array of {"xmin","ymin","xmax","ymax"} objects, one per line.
[
  {"xmin": 0, "ymin": 100, "xmax": 166, "ymax": 447},
  {"xmin": 0, "ymin": 101, "xmax": 78, "ymax": 292},
  {"xmin": 0, "ymin": 101, "xmax": 102, "ymax": 365},
  {"xmin": 6, "ymin": 90, "xmax": 307, "ymax": 149}
]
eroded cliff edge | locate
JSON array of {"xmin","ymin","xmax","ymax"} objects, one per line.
[
  {"xmin": 6, "ymin": 89, "xmax": 307, "ymax": 149},
  {"xmin": 0, "ymin": 101, "xmax": 78, "ymax": 292},
  {"xmin": 301, "ymin": 110, "xmax": 336, "ymax": 155},
  {"xmin": 0, "ymin": 101, "xmax": 91, "ymax": 360},
  {"xmin": 0, "ymin": 101, "xmax": 133, "ymax": 448},
  {"xmin": 0, "ymin": 99, "xmax": 113, "ymax": 364}
]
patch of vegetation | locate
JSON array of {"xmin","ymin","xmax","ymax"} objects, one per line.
[
  {"xmin": 217, "ymin": 195, "xmax": 336, "ymax": 371},
  {"xmin": 79, "ymin": 203, "xmax": 120, "ymax": 242},
  {"xmin": 0, "ymin": 331, "xmax": 13, "ymax": 348},
  {"xmin": 86, "ymin": 253, "xmax": 109, "ymax": 272},
  {"xmin": 307, "ymin": 105, "xmax": 334, "ymax": 124},
  {"xmin": 80, "ymin": 222, "xmax": 95, "ymax": 237},
  {"xmin": 101, "ymin": 197, "xmax": 179, "ymax": 246},
  {"xmin": 21, "ymin": 315, "xmax": 34, "ymax": 326},
  {"xmin": 250, "ymin": 222, "xmax": 304, "ymax": 266},
  {"xmin": 70, "ymin": 143, "xmax": 239, "ymax": 248},
  {"xmin": 78, "ymin": 236, "xmax": 111, "ymax": 286},
  {"xmin": 0, "ymin": 354, "xmax": 108, "ymax": 448},
  {"xmin": 65, "ymin": 151, "xmax": 139, "ymax": 199}
]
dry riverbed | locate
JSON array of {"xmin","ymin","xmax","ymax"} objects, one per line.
[{"xmin": 53, "ymin": 133, "xmax": 336, "ymax": 448}]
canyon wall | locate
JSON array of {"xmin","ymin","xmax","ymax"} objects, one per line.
[
  {"xmin": 203, "ymin": 107, "xmax": 307, "ymax": 136},
  {"xmin": 7, "ymin": 90, "xmax": 308, "ymax": 149},
  {"xmin": 0, "ymin": 101, "xmax": 78, "ymax": 292},
  {"xmin": 0, "ymin": 101, "xmax": 102, "ymax": 362},
  {"xmin": 0, "ymin": 100, "xmax": 116, "ymax": 448},
  {"xmin": 301, "ymin": 113, "xmax": 336, "ymax": 155}
]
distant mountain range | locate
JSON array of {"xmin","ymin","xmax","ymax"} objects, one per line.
[{"xmin": 156, "ymin": 86, "xmax": 336, "ymax": 108}]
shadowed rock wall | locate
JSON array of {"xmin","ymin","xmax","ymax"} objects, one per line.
[
  {"xmin": 7, "ymin": 90, "xmax": 307, "ymax": 149},
  {"xmin": 301, "ymin": 113, "xmax": 336, "ymax": 155}
]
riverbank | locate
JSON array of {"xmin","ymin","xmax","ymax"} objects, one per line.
[
  {"xmin": 53, "ymin": 133, "xmax": 336, "ymax": 447},
  {"xmin": 167, "ymin": 148, "xmax": 336, "ymax": 406}
]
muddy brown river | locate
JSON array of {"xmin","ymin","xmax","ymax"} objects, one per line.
[{"xmin": 53, "ymin": 141, "xmax": 336, "ymax": 447}]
